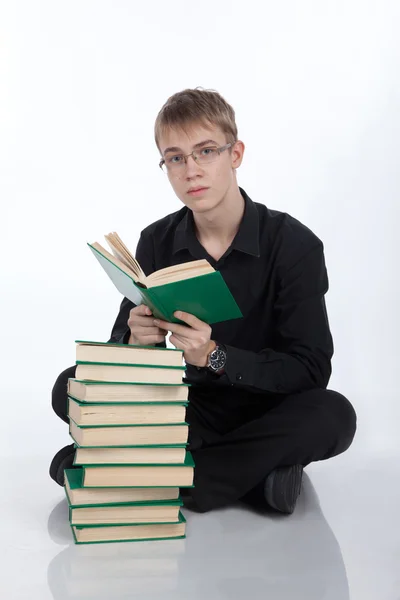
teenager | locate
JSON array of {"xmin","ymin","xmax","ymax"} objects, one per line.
[{"xmin": 50, "ymin": 88, "xmax": 357, "ymax": 514}]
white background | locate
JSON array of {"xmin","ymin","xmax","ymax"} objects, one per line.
[{"xmin": 1, "ymin": 0, "xmax": 399, "ymax": 463}]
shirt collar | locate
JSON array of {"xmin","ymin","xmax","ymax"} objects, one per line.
[{"xmin": 172, "ymin": 186, "xmax": 260, "ymax": 258}]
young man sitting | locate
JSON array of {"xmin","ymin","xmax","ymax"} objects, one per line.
[{"xmin": 50, "ymin": 87, "xmax": 357, "ymax": 514}]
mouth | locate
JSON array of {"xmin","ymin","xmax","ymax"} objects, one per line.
[{"xmin": 187, "ymin": 187, "xmax": 209, "ymax": 196}]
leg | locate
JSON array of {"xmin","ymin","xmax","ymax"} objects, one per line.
[
  {"xmin": 188, "ymin": 388, "xmax": 357, "ymax": 512},
  {"xmin": 51, "ymin": 365, "xmax": 77, "ymax": 423},
  {"xmin": 49, "ymin": 366, "xmax": 215, "ymax": 485},
  {"xmin": 49, "ymin": 365, "xmax": 77, "ymax": 484}
]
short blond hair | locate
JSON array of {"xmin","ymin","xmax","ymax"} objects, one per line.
[{"xmin": 154, "ymin": 87, "xmax": 238, "ymax": 154}]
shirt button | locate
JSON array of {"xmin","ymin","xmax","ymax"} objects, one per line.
[
  {"xmin": 276, "ymin": 384, "xmax": 283, "ymax": 391},
  {"xmin": 236, "ymin": 373, "xmax": 243, "ymax": 381}
]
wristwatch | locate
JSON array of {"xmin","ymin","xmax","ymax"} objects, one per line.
[{"xmin": 206, "ymin": 342, "xmax": 227, "ymax": 375}]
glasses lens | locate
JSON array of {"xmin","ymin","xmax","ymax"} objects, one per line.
[
  {"xmin": 163, "ymin": 154, "xmax": 184, "ymax": 173},
  {"xmin": 161, "ymin": 147, "xmax": 219, "ymax": 172},
  {"xmin": 196, "ymin": 147, "xmax": 218, "ymax": 164}
]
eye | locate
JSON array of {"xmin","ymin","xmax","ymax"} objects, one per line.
[
  {"xmin": 167, "ymin": 155, "xmax": 184, "ymax": 164},
  {"xmin": 201, "ymin": 147, "xmax": 217, "ymax": 156}
]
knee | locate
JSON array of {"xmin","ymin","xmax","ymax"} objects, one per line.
[
  {"xmin": 318, "ymin": 389, "xmax": 357, "ymax": 451},
  {"xmin": 51, "ymin": 365, "xmax": 76, "ymax": 421}
]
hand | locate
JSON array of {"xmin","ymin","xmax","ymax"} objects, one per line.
[
  {"xmin": 127, "ymin": 304, "xmax": 168, "ymax": 346},
  {"xmin": 153, "ymin": 311, "xmax": 215, "ymax": 367}
]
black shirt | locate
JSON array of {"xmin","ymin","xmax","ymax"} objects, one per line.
[{"xmin": 108, "ymin": 186, "xmax": 333, "ymax": 397}]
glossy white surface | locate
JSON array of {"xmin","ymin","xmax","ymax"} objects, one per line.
[{"xmin": 3, "ymin": 448, "xmax": 399, "ymax": 600}]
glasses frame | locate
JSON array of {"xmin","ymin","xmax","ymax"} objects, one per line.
[{"xmin": 159, "ymin": 142, "xmax": 234, "ymax": 173}]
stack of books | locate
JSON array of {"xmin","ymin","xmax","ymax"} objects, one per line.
[{"xmin": 64, "ymin": 340, "xmax": 194, "ymax": 544}]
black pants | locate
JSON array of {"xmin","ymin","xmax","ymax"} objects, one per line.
[{"xmin": 52, "ymin": 366, "xmax": 357, "ymax": 513}]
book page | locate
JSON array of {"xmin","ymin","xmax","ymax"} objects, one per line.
[
  {"xmin": 146, "ymin": 259, "xmax": 214, "ymax": 286},
  {"xmin": 105, "ymin": 232, "xmax": 146, "ymax": 280}
]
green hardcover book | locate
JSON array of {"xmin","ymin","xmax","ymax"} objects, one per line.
[
  {"xmin": 74, "ymin": 361, "xmax": 186, "ymax": 385},
  {"xmin": 64, "ymin": 469, "xmax": 182, "ymax": 506},
  {"xmin": 67, "ymin": 378, "xmax": 190, "ymax": 404},
  {"xmin": 67, "ymin": 396, "xmax": 188, "ymax": 427},
  {"xmin": 68, "ymin": 499, "xmax": 183, "ymax": 526},
  {"xmin": 76, "ymin": 451, "xmax": 195, "ymax": 488},
  {"xmin": 75, "ymin": 340, "xmax": 184, "ymax": 368},
  {"xmin": 88, "ymin": 238, "xmax": 243, "ymax": 324},
  {"xmin": 71, "ymin": 511, "xmax": 187, "ymax": 544},
  {"xmin": 73, "ymin": 444, "xmax": 187, "ymax": 465},
  {"xmin": 69, "ymin": 417, "xmax": 189, "ymax": 448}
]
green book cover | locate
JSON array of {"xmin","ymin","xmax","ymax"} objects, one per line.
[
  {"xmin": 69, "ymin": 416, "xmax": 189, "ymax": 429},
  {"xmin": 75, "ymin": 360, "xmax": 185, "ymax": 370},
  {"xmin": 71, "ymin": 440, "xmax": 189, "ymax": 449},
  {"xmin": 65, "ymin": 468, "xmax": 193, "ymax": 491},
  {"xmin": 75, "ymin": 339, "xmax": 183, "ymax": 352},
  {"xmin": 71, "ymin": 511, "xmax": 187, "ymax": 544},
  {"xmin": 88, "ymin": 242, "xmax": 243, "ymax": 324},
  {"xmin": 68, "ymin": 396, "xmax": 189, "ymax": 407},
  {"xmin": 72, "ymin": 443, "xmax": 187, "ymax": 449},
  {"xmin": 69, "ymin": 379, "xmax": 191, "ymax": 387},
  {"xmin": 67, "ymin": 495, "xmax": 183, "ymax": 510},
  {"xmin": 80, "ymin": 450, "xmax": 195, "ymax": 470}
]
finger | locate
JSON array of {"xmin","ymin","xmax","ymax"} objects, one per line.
[
  {"xmin": 173, "ymin": 310, "xmax": 204, "ymax": 329},
  {"xmin": 132, "ymin": 304, "xmax": 152, "ymax": 316},
  {"xmin": 129, "ymin": 315, "xmax": 159, "ymax": 328},
  {"xmin": 140, "ymin": 334, "xmax": 166, "ymax": 344},
  {"xmin": 153, "ymin": 318, "xmax": 195, "ymax": 337},
  {"xmin": 130, "ymin": 326, "xmax": 166, "ymax": 337}
]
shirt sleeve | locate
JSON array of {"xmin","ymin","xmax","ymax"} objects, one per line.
[
  {"xmin": 107, "ymin": 230, "xmax": 167, "ymax": 349},
  {"xmin": 184, "ymin": 243, "xmax": 334, "ymax": 394}
]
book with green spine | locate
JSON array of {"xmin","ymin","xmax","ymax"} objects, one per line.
[
  {"xmin": 75, "ymin": 451, "xmax": 195, "ymax": 488},
  {"xmin": 73, "ymin": 444, "xmax": 187, "ymax": 465},
  {"xmin": 74, "ymin": 361, "xmax": 186, "ymax": 385},
  {"xmin": 67, "ymin": 378, "xmax": 190, "ymax": 403},
  {"xmin": 71, "ymin": 511, "xmax": 187, "ymax": 544},
  {"xmin": 89, "ymin": 231, "xmax": 243, "ymax": 324},
  {"xmin": 67, "ymin": 396, "xmax": 188, "ymax": 427},
  {"xmin": 69, "ymin": 498, "xmax": 183, "ymax": 526},
  {"xmin": 69, "ymin": 418, "xmax": 189, "ymax": 447},
  {"xmin": 64, "ymin": 469, "xmax": 181, "ymax": 506},
  {"xmin": 75, "ymin": 340, "xmax": 184, "ymax": 367}
]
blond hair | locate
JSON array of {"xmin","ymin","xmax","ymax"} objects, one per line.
[{"xmin": 154, "ymin": 87, "xmax": 238, "ymax": 154}]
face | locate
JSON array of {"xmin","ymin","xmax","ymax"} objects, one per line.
[{"xmin": 158, "ymin": 123, "xmax": 244, "ymax": 214}]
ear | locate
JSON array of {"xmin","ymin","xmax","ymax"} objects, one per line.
[{"xmin": 231, "ymin": 140, "xmax": 245, "ymax": 169}]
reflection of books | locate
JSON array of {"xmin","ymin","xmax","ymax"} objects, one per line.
[
  {"xmin": 69, "ymin": 556, "xmax": 179, "ymax": 579},
  {"xmin": 64, "ymin": 469, "xmax": 180, "ymax": 506},
  {"xmin": 89, "ymin": 231, "xmax": 243, "ymax": 324},
  {"xmin": 48, "ymin": 545, "xmax": 182, "ymax": 598},
  {"xmin": 72, "ymin": 511, "xmax": 186, "ymax": 544}
]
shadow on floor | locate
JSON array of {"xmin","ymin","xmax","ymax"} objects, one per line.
[{"xmin": 47, "ymin": 472, "xmax": 350, "ymax": 600}]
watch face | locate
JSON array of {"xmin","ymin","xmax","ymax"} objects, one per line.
[{"xmin": 210, "ymin": 347, "xmax": 226, "ymax": 370}]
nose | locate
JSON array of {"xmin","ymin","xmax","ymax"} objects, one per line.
[{"xmin": 184, "ymin": 153, "xmax": 203, "ymax": 177}]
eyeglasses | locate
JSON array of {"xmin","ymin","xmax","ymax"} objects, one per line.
[{"xmin": 159, "ymin": 142, "xmax": 234, "ymax": 174}]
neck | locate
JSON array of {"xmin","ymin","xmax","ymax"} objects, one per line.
[{"xmin": 192, "ymin": 184, "xmax": 245, "ymax": 245}]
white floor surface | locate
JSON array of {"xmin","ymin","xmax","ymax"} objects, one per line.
[{"xmin": 2, "ymin": 448, "xmax": 399, "ymax": 600}]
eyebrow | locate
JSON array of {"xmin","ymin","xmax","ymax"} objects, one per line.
[{"xmin": 163, "ymin": 139, "xmax": 219, "ymax": 155}]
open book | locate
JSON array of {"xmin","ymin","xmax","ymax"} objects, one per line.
[{"xmin": 88, "ymin": 232, "xmax": 243, "ymax": 324}]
